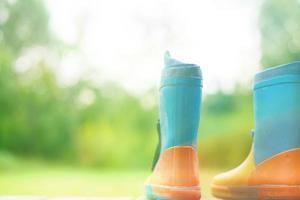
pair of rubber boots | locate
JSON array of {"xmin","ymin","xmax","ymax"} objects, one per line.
[{"xmin": 145, "ymin": 52, "xmax": 300, "ymax": 200}]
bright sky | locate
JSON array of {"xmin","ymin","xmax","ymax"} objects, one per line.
[{"xmin": 45, "ymin": 0, "xmax": 261, "ymax": 95}]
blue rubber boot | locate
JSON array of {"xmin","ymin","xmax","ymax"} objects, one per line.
[
  {"xmin": 212, "ymin": 62, "xmax": 300, "ymax": 200},
  {"xmin": 145, "ymin": 52, "xmax": 202, "ymax": 200}
]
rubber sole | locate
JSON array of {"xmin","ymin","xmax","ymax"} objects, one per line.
[
  {"xmin": 212, "ymin": 184, "xmax": 300, "ymax": 200},
  {"xmin": 145, "ymin": 184, "xmax": 201, "ymax": 200}
]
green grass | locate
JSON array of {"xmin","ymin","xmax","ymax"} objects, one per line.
[
  {"xmin": 0, "ymin": 165, "xmax": 221, "ymax": 198},
  {"xmin": 0, "ymin": 167, "xmax": 146, "ymax": 197}
]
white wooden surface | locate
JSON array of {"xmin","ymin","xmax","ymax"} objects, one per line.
[
  {"xmin": 0, "ymin": 197, "xmax": 216, "ymax": 200},
  {"xmin": 0, "ymin": 197, "xmax": 135, "ymax": 200}
]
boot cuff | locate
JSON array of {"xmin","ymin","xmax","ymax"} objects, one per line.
[
  {"xmin": 162, "ymin": 51, "xmax": 202, "ymax": 79},
  {"xmin": 255, "ymin": 61, "xmax": 300, "ymax": 83}
]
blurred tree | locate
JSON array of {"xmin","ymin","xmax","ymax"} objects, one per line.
[
  {"xmin": 0, "ymin": 0, "xmax": 51, "ymax": 54},
  {"xmin": 199, "ymin": 89, "xmax": 253, "ymax": 168},
  {"xmin": 260, "ymin": 0, "xmax": 300, "ymax": 68},
  {"xmin": 203, "ymin": 91, "xmax": 236, "ymax": 115},
  {"xmin": 0, "ymin": 0, "xmax": 260, "ymax": 170}
]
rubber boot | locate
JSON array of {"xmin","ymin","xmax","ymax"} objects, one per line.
[
  {"xmin": 145, "ymin": 52, "xmax": 202, "ymax": 200},
  {"xmin": 211, "ymin": 62, "xmax": 300, "ymax": 200}
]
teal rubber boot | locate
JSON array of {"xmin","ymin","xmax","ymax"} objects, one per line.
[{"xmin": 145, "ymin": 52, "xmax": 202, "ymax": 200}]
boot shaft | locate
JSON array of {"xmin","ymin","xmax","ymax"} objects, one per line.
[
  {"xmin": 160, "ymin": 52, "xmax": 202, "ymax": 151},
  {"xmin": 253, "ymin": 62, "xmax": 300, "ymax": 164}
]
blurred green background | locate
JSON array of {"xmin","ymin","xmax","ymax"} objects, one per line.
[{"xmin": 0, "ymin": 0, "xmax": 300, "ymax": 198}]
